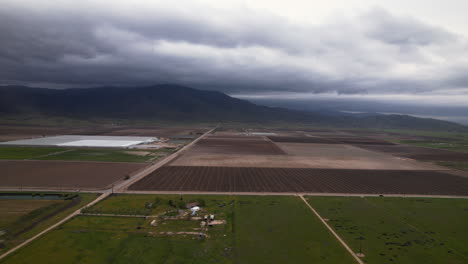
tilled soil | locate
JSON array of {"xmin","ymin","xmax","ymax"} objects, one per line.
[
  {"xmin": 189, "ymin": 137, "xmax": 286, "ymax": 155},
  {"xmin": 129, "ymin": 166, "xmax": 468, "ymax": 195},
  {"xmin": 268, "ymin": 136, "xmax": 340, "ymax": 144},
  {"xmin": 12, "ymin": 197, "xmax": 81, "ymax": 237},
  {"xmin": 0, "ymin": 160, "xmax": 146, "ymax": 189},
  {"xmin": 355, "ymin": 144, "xmax": 468, "ymax": 162},
  {"xmin": 321, "ymin": 136, "xmax": 395, "ymax": 145}
]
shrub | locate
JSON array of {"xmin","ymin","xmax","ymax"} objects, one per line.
[{"xmin": 197, "ymin": 199, "xmax": 206, "ymax": 207}]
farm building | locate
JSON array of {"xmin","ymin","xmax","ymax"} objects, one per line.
[{"xmin": 0, "ymin": 135, "xmax": 159, "ymax": 148}]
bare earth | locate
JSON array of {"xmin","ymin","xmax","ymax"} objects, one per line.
[
  {"xmin": 0, "ymin": 160, "xmax": 147, "ymax": 189},
  {"xmin": 171, "ymin": 142, "xmax": 441, "ymax": 170}
]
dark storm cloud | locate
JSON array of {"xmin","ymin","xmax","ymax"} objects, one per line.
[
  {"xmin": 363, "ymin": 8, "xmax": 457, "ymax": 46},
  {"xmin": 0, "ymin": 2, "xmax": 467, "ymax": 99}
]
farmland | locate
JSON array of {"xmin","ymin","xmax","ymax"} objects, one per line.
[
  {"xmin": 0, "ymin": 146, "xmax": 63, "ymax": 160},
  {"xmin": 130, "ymin": 129, "xmax": 468, "ymax": 195},
  {"xmin": 37, "ymin": 148, "xmax": 173, "ymax": 163},
  {"xmin": 0, "ymin": 146, "xmax": 172, "ymax": 163},
  {"xmin": 0, "ymin": 160, "xmax": 146, "ymax": 189},
  {"xmin": 306, "ymin": 196, "xmax": 468, "ymax": 264},
  {"xmin": 348, "ymin": 129, "xmax": 468, "ymax": 170},
  {"xmin": 0, "ymin": 124, "xmax": 207, "ymax": 142},
  {"xmin": 169, "ymin": 132, "xmax": 439, "ymax": 170},
  {"xmin": 190, "ymin": 136, "xmax": 286, "ymax": 155},
  {"xmin": 1, "ymin": 194, "xmax": 354, "ymax": 264},
  {"xmin": 0, "ymin": 192, "xmax": 98, "ymax": 254},
  {"xmin": 0, "ymin": 124, "xmax": 208, "ymax": 193},
  {"xmin": 172, "ymin": 141, "xmax": 439, "ymax": 169},
  {"xmin": 355, "ymin": 144, "xmax": 468, "ymax": 163},
  {"xmin": 268, "ymin": 135, "xmax": 395, "ymax": 145},
  {"xmin": 129, "ymin": 166, "xmax": 468, "ymax": 195},
  {"xmin": 1, "ymin": 125, "xmax": 468, "ymax": 263}
]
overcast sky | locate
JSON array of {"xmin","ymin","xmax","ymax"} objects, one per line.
[{"xmin": 1, "ymin": 0, "xmax": 468, "ymax": 108}]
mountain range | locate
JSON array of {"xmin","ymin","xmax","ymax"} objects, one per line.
[{"xmin": 0, "ymin": 84, "xmax": 466, "ymax": 131}]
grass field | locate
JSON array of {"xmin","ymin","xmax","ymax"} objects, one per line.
[
  {"xmin": 82, "ymin": 193, "xmax": 183, "ymax": 215},
  {"xmin": 307, "ymin": 196, "xmax": 468, "ymax": 264},
  {"xmin": 0, "ymin": 193, "xmax": 98, "ymax": 254},
  {"xmin": 397, "ymin": 139, "xmax": 468, "ymax": 153},
  {"xmin": 378, "ymin": 129, "xmax": 468, "ymax": 153},
  {"xmin": 233, "ymin": 195, "xmax": 353, "ymax": 263},
  {"xmin": 0, "ymin": 146, "xmax": 61, "ymax": 160},
  {"xmin": 0, "ymin": 200, "xmax": 61, "ymax": 228},
  {"xmin": 0, "ymin": 146, "xmax": 173, "ymax": 162},
  {"xmin": 38, "ymin": 148, "xmax": 173, "ymax": 163},
  {"xmin": 2, "ymin": 194, "xmax": 355, "ymax": 264},
  {"xmin": 437, "ymin": 161, "xmax": 468, "ymax": 171},
  {"xmin": 382, "ymin": 129, "xmax": 468, "ymax": 140},
  {"xmin": 1, "ymin": 216, "xmax": 232, "ymax": 264}
]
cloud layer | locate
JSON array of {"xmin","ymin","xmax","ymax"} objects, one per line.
[{"xmin": 1, "ymin": 0, "xmax": 468, "ymax": 102}]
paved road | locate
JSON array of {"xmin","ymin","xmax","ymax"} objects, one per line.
[
  {"xmin": 113, "ymin": 127, "xmax": 216, "ymax": 192},
  {"xmin": 0, "ymin": 127, "xmax": 216, "ymax": 261},
  {"xmin": 3, "ymin": 125, "xmax": 468, "ymax": 261},
  {"xmin": 2, "ymin": 188, "xmax": 467, "ymax": 199},
  {"xmin": 0, "ymin": 127, "xmax": 215, "ymax": 194},
  {"xmin": 122, "ymin": 190, "xmax": 468, "ymax": 199}
]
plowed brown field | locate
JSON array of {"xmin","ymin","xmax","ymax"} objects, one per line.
[
  {"xmin": 0, "ymin": 160, "xmax": 146, "ymax": 189},
  {"xmin": 188, "ymin": 137, "xmax": 286, "ymax": 155},
  {"xmin": 355, "ymin": 144, "xmax": 468, "ymax": 162},
  {"xmin": 268, "ymin": 136, "xmax": 339, "ymax": 144},
  {"xmin": 129, "ymin": 166, "xmax": 468, "ymax": 195}
]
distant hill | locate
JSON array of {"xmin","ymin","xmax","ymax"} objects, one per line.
[{"xmin": 0, "ymin": 84, "xmax": 466, "ymax": 131}]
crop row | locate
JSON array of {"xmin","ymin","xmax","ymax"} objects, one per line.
[{"xmin": 130, "ymin": 166, "xmax": 468, "ymax": 195}]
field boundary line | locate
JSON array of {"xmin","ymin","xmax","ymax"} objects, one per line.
[
  {"xmin": 79, "ymin": 213, "xmax": 153, "ymax": 218},
  {"xmin": 25, "ymin": 149, "xmax": 74, "ymax": 160},
  {"xmin": 0, "ymin": 192, "xmax": 109, "ymax": 261},
  {"xmin": 116, "ymin": 127, "xmax": 216, "ymax": 192},
  {"xmin": 299, "ymin": 195, "xmax": 365, "ymax": 264}
]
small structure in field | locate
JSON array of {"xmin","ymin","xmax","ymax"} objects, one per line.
[{"xmin": 190, "ymin": 206, "xmax": 200, "ymax": 216}]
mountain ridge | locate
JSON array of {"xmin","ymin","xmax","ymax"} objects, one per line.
[{"xmin": 0, "ymin": 84, "xmax": 466, "ymax": 131}]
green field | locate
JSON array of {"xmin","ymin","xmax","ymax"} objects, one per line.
[
  {"xmin": 0, "ymin": 193, "xmax": 98, "ymax": 254},
  {"xmin": 0, "ymin": 146, "xmax": 173, "ymax": 162},
  {"xmin": 38, "ymin": 148, "xmax": 172, "ymax": 163},
  {"xmin": 382, "ymin": 129, "xmax": 468, "ymax": 140},
  {"xmin": 379, "ymin": 129, "xmax": 468, "ymax": 153},
  {"xmin": 233, "ymin": 196, "xmax": 353, "ymax": 264},
  {"xmin": 397, "ymin": 139, "xmax": 468, "ymax": 153},
  {"xmin": 0, "ymin": 146, "xmax": 62, "ymax": 160},
  {"xmin": 2, "ymin": 194, "xmax": 355, "ymax": 264},
  {"xmin": 82, "ymin": 193, "xmax": 185, "ymax": 215},
  {"xmin": 377, "ymin": 129, "xmax": 468, "ymax": 171},
  {"xmin": 307, "ymin": 196, "xmax": 468, "ymax": 264},
  {"xmin": 0, "ymin": 200, "xmax": 60, "ymax": 229},
  {"xmin": 437, "ymin": 161, "xmax": 468, "ymax": 171}
]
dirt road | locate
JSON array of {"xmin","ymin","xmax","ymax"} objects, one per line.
[
  {"xmin": 0, "ymin": 192, "xmax": 110, "ymax": 261},
  {"xmin": 299, "ymin": 195, "xmax": 364, "ymax": 264}
]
